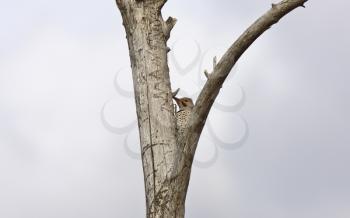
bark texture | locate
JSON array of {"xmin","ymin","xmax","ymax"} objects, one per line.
[{"xmin": 115, "ymin": 0, "xmax": 308, "ymax": 217}]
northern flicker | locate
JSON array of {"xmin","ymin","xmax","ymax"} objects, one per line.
[{"xmin": 173, "ymin": 96, "xmax": 194, "ymax": 136}]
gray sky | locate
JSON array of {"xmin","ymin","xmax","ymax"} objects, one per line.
[{"xmin": 1, "ymin": 0, "xmax": 350, "ymax": 217}]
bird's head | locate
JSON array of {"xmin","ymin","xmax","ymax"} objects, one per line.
[{"xmin": 173, "ymin": 97, "xmax": 194, "ymax": 110}]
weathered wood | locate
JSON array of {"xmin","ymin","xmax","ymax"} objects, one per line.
[
  {"xmin": 116, "ymin": 1, "xmax": 186, "ymax": 217},
  {"xmin": 115, "ymin": 0, "xmax": 308, "ymax": 217}
]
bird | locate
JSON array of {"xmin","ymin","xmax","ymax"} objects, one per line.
[{"xmin": 173, "ymin": 96, "xmax": 194, "ymax": 136}]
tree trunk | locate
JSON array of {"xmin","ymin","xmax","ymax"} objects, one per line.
[
  {"xmin": 115, "ymin": 0, "xmax": 309, "ymax": 217},
  {"xmin": 116, "ymin": 1, "xmax": 188, "ymax": 217}
]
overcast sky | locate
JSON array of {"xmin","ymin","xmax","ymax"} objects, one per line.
[{"xmin": 1, "ymin": 0, "xmax": 350, "ymax": 217}]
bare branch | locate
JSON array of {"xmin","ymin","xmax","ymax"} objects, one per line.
[
  {"xmin": 204, "ymin": 70, "xmax": 209, "ymax": 79},
  {"xmin": 213, "ymin": 56, "xmax": 217, "ymax": 70},
  {"xmin": 163, "ymin": 17, "xmax": 177, "ymax": 40},
  {"xmin": 172, "ymin": 88, "xmax": 180, "ymax": 98},
  {"xmin": 184, "ymin": 0, "xmax": 308, "ymax": 156}
]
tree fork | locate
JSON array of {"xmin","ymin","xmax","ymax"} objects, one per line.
[{"xmin": 115, "ymin": 0, "xmax": 308, "ymax": 217}]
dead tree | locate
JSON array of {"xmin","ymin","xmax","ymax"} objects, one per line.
[{"xmin": 115, "ymin": 0, "xmax": 308, "ymax": 217}]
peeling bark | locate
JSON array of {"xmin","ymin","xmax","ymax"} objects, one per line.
[{"xmin": 115, "ymin": 0, "xmax": 308, "ymax": 217}]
